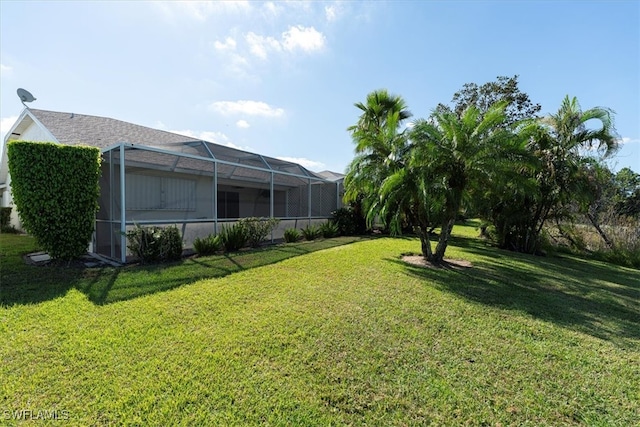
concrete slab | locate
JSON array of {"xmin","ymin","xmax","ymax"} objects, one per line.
[{"xmin": 30, "ymin": 253, "xmax": 51, "ymax": 263}]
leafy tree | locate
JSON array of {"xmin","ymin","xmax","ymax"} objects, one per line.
[
  {"xmin": 492, "ymin": 96, "xmax": 619, "ymax": 253},
  {"xmin": 436, "ymin": 75, "xmax": 541, "ymax": 126},
  {"xmin": 407, "ymin": 101, "xmax": 524, "ymax": 262},
  {"xmin": 613, "ymin": 167, "xmax": 640, "ymax": 218}
]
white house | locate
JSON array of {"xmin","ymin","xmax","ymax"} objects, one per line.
[{"xmin": 0, "ymin": 108, "xmax": 343, "ymax": 262}]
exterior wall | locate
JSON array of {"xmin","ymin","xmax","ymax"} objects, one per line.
[{"xmin": 19, "ymin": 122, "xmax": 55, "ymax": 141}]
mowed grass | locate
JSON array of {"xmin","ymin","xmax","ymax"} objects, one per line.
[{"xmin": 1, "ymin": 225, "xmax": 639, "ymax": 425}]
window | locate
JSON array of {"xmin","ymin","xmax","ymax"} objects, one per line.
[
  {"xmin": 217, "ymin": 191, "xmax": 239, "ymax": 218},
  {"xmin": 126, "ymin": 174, "xmax": 196, "ymax": 211}
]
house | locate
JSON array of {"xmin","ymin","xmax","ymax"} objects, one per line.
[{"xmin": 0, "ymin": 108, "xmax": 343, "ymax": 262}]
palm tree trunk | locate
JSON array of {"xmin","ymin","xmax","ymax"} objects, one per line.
[
  {"xmin": 586, "ymin": 212, "xmax": 614, "ymax": 250},
  {"xmin": 434, "ymin": 216, "xmax": 455, "ymax": 263},
  {"xmin": 418, "ymin": 227, "xmax": 434, "ymax": 261}
]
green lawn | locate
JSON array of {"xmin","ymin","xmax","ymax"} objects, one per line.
[{"xmin": 1, "ymin": 225, "xmax": 639, "ymax": 425}]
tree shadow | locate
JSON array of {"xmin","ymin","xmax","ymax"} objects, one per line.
[
  {"xmin": 2, "ymin": 237, "xmax": 367, "ymax": 306},
  {"xmin": 388, "ymin": 250, "xmax": 640, "ymax": 349}
]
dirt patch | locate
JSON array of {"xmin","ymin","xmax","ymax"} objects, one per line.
[{"xmin": 402, "ymin": 255, "xmax": 473, "ymax": 270}]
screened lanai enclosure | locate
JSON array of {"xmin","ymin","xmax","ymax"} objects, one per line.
[{"xmin": 95, "ymin": 141, "xmax": 343, "ymax": 262}]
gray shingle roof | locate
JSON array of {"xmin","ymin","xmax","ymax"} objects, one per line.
[
  {"xmin": 27, "ymin": 109, "xmax": 327, "ymax": 179},
  {"xmin": 29, "ymin": 109, "xmax": 200, "ymax": 149}
]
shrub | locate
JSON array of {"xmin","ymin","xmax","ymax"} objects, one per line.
[
  {"xmin": 219, "ymin": 222, "xmax": 248, "ymax": 252},
  {"xmin": 0, "ymin": 207, "xmax": 19, "ymax": 234},
  {"xmin": 126, "ymin": 224, "xmax": 183, "ymax": 263},
  {"xmin": 0, "ymin": 207, "xmax": 11, "ymax": 228},
  {"xmin": 239, "ymin": 217, "xmax": 280, "ymax": 248},
  {"xmin": 283, "ymin": 228, "xmax": 301, "ymax": 243},
  {"xmin": 8, "ymin": 141, "xmax": 101, "ymax": 259},
  {"xmin": 301, "ymin": 224, "xmax": 321, "ymax": 241},
  {"xmin": 193, "ymin": 234, "xmax": 222, "ymax": 256},
  {"xmin": 161, "ymin": 226, "xmax": 184, "ymax": 261},
  {"xmin": 332, "ymin": 206, "xmax": 367, "ymax": 236},
  {"xmin": 319, "ymin": 221, "xmax": 339, "ymax": 238}
]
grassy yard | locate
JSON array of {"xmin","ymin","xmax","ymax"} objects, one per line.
[{"xmin": 1, "ymin": 225, "xmax": 638, "ymax": 425}]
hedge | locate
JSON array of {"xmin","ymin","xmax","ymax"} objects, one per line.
[{"xmin": 7, "ymin": 141, "xmax": 101, "ymax": 259}]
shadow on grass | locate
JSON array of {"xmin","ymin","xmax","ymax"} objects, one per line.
[
  {"xmin": 1, "ymin": 236, "xmax": 367, "ymax": 307},
  {"xmin": 390, "ymin": 245, "xmax": 640, "ymax": 349}
]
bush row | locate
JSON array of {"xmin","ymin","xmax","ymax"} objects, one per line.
[
  {"xmin": 127, "ymin": 210, "xmax": 369, "ymax": 261},
  {"xmin": 126, "ymin": 225, "xmax": 183, "ymax": 264}
]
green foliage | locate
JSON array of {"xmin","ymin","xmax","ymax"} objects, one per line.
[
  {"xmin": 593, "ymin": 247, "xmax": 640, "ymax": 269},
  {"xmin": 437, "ymin": 75, "xmax": 541, "ymax": 125},
  {"xmin": 1, "ymin": 207, "xmax": 11, "ymax": 227},
  {"xmin": 126, "ymin": 224, "xmax": 183, "ymax": 263},
  {"xmin": 488, "ymin": 97, "xmax": 619, "ymax": 254},
  {"xmin": 7, "ymin": 141, "xmax": 101, "ymax": 259},
  {"xmin": 193, "ymin": 234, "xmax": 222, "ymax": 255},
  {"xmin": 219, "ymin": 222, "xmax": 248, "ymax": 252},
  {"xmin": 301, "ymin": 224, "xmax": 321, "ymax": 241},
  {"xmin": 0, "ymin": 207, "xmax": 18, "ymax": 233},
  {"xmin": 614, "ymin": 167, "xmax": 640, "ymax": 218},
  {"xmin": 283, "ymin": 228, "xmax": 301, "ymax": 243},
  {"xmin": 331, "ymin": 206, "xmax": 367, "ymax": 236},
  {"xmin": 319, "ymin": 221, "xmax": 339, "ymax": 238},
  {"xmin": 239, "ymin": 217, "xmax": 280, "ymax": 247}
]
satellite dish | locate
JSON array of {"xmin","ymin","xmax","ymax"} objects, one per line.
[{"xmin": 17, "ymin": 88, "xmax": 36, "ymax": 106}]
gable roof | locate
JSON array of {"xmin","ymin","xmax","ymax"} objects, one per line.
[
  {"xmin": 28, "ymin": 109, "xmax": 201, "ymax": 149},
  {"xmin": 2, "ymin": 108, "xmax": 332, "ymax": 182}
]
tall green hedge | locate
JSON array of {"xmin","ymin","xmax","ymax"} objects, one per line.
[{"xmin": 8, "ymin": 141, "xmax": 101, "ymax": 259}]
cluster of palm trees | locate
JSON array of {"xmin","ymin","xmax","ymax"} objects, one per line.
[{"xmin": 344, "ymin": 90, "xmax": 618, "ymax": 263}]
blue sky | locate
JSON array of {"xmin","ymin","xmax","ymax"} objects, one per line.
[{"xmin": 1, "ymin": 1, "xmax": 638, "ymax": 174}]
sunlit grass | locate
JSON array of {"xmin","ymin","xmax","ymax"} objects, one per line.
[{"xmin": 1, "ymin": 224, "xmax": 638, "ymax": 425}]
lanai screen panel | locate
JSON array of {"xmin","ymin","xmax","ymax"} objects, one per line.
[
  {"xmin": 311, "ymin": 181, "xmax": 339, "ymax": 217},
  {"xmin": 96, "ymin": 142, "xmax": 340, "ymax": 261}
]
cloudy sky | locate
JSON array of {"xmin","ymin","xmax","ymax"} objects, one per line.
[{"xmin": 1, "ymin": 1, "xmax": 638, "ymax": 173}]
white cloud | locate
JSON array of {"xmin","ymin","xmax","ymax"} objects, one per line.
[
  {"xmin": 214, "ymin": 37, "xmax": 237, "ymax": 51},
  {"xmin": 154, "ymin": 1, "xmax": 251, "ymax": 22},
  {"xmin": 619, "ymin": 137, "xmax": 640, "ymax": 145},
  {"xmin": 0, "ymin": 63, "xmax": 13, "ymax": 75},
  {"xmin": 245, "ymin": 32, "xmax": 281, "ymax": 60},
  {"xmin": 169, "ymin": 128, "xmax": 254, "ymax": 151},
  {"xmin": 282, "ymin": 25, "xmax": 325, "ymax": 53},
  {"xmin": 236, "ymin": 120, "xmax": 250, "ymax": 129},
  {"xmin": 325, "ymin": 5, "xmax": 337, "ymax": 22},
  {"xmin": 1, "ymin": 115, "xmax": 18, "ymax": 142},
  {"xmin": 171, "ymin": 129, "xmax": 230, "ymax": 145},
  {"xmin": 209, "ymin": 100, "xmax": 285, "ymax": 118},
  {"xmin": 224, "ymin": 141, "xmax": 254, "ymax": 151},
  {"xmin": 276, "ymin": 156, "xmax": 326, "ymax": 171},
  {"xmin": 243, "ymin": 25, "xmax": 325, "ymax": 59},
  {"xmin": 262, "ymin": 1, "xmax": 280, "ymax": 17}
]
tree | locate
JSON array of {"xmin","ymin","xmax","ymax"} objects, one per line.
[
  {"xmin": 407, "ymin": 101, "xmax": 523, "ymax": 262},
  {"xmin": 436, "ymin": 75, "xmax": 541, "ymax": 126},
  {"xmin": 613, "ymin": 167, "xmax": 640, "ymax": 218},
  {"xmin": 343, "ymin": 89, "xmax": 412, "ymax": 230},
  {"xmin": 492, "ymin": 95, "xmax": 619, "ymax": 253}
]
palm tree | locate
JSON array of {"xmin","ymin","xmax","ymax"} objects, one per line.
[
  {"xmin": 344, "ymin": 90, "xmax": 412, "ymax": 228},
  {"xmin": 407, "ymin": 101, "xmax": 522, "ymax": 262},
  {"xmin": 525, "ymin": 96, "xmax": 619, "ymax": 251}
]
